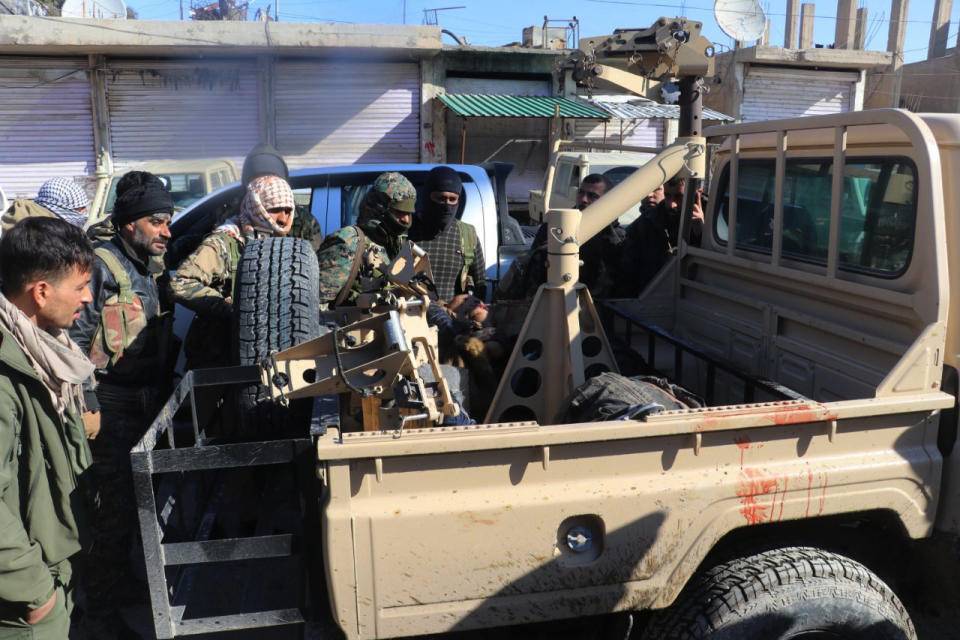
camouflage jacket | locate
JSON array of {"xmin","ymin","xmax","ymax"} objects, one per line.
[
  {"xmin": 169, "ymin": 231, "xmax": 242, "ymax": 319},
  {"xmin": 317, "ymin": 226, "xmax": 399, "ymax": 307}
]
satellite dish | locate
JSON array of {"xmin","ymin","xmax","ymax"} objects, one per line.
[
  {"xmin": 714, "ymin": 0, "xmax": 766, "ymax": 42},
  {"xmin": 61, "ymin": 0, "xmax": 127, "ymax": 19}
]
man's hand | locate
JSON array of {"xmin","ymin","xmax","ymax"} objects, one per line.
[
  {"xmin": 26, "ymin": 592, "xmax": 56, "ymax": 625},
  {"xmin": 83, "ymin": 411, "xmax": 101, "ymax": 439},
  {"xmin": 691, "ymin": 190, "xmax": 704, "ymax": 224}
]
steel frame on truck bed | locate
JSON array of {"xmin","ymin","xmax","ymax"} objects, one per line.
[
  {"xmin": 600, "ymin": 301, "xmax": 807, "ymax": 405},
  {"xmin": 131, "ymin": 366, "xmax": 332, "ymax": 639}
]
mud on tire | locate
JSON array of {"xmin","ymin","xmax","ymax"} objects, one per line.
[
  {"xmin": 644, "ymin": 546, "xmax": 916, "ymax": 640},
  {"xmin": 233, "ymin": 237, "xmax": 320, "ymax": 435}
]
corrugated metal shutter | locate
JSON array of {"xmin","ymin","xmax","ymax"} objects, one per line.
[
  {"xmin": 445, "ymin": 77, "xmax": 551, "ymax": 96},
  {"xmin": 742, "ymin": 68, "xmax": 856, "ymax": 122},
  {"xmin": 573, "ymin": 117, "xmax": 662, "ymax": 148},
  {"xmin": 275, "ymin": 61, "xmax": 419, "ymax": 169},
  {"xmin": 0, "ymin": 58, "xmax": 95, "ymax": 199},
  {"xmin": 106, "ymin": 60, "xmax": 260, "ymax": 170}
]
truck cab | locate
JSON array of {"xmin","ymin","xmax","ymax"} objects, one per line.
[{"xmin": 529, "ymin": 144, "xmax": 655, "ymax": 225}]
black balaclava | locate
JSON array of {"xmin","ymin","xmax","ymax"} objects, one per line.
[
  {"xmin": 242, "ymin": 143, "xmax": 289, "ymax": 186},
  {"xmin": 417, "ymin": 166, "xmax": 462, "ymax": 238}
]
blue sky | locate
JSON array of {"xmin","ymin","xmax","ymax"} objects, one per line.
[{"xmin": 131, "ymin": 0, "xmax": 946, "ymax": 64}]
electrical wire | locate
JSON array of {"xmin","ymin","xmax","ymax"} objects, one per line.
[{"xmin": 588, "ymin": 0, "xmax": 960, "ymax": 24}]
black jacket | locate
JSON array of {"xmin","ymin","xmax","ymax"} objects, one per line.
[
  {"xmin": 615, "ymin": 202, "xmax": 702, "ymax": 298},
  {"xmin": 70, "ymin": 236, "xmax": 166, "ymax": 388},
  {"xmin": 529, "ymin": 220, "xmax": 624, "ymax": 298}
]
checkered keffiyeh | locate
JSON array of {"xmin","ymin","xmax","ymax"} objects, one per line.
[
  {"xmin": 34, "ymin": 177, "xmax": 89, "ymax": 227},
  {"xmin": 216, "ymin": 175, "xmax": 295, "ymax": 240}
]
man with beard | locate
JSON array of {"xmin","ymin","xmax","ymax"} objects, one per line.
[
  {"xmin": 317, "ymin": 171, "xmax": 418, "ymax": 307},
  {"xmin": 69, "ymin": 170, "xmax": 174, "ymax": 636},
  {"xmin": 170, "ymin": 173, "xmax": 295, "ymax": 369},
  {"xmin": 496, "ymin": 174, "xmax": 621, "ymax": 300},
  {"xmin": 409, "ymin": 166, "xmax": 485, "ymax": 302},
  {"xmin": 614, "ymin": 177, "xmax": 703, "ymax": 297}
]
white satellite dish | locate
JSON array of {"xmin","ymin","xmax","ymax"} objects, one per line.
[
  {"xmin": 61, "ymin": 0, "xmax": 127, "ymax": 19},
  {"xmin": 714, "ymin": 0, "xmax": 766, "ymax": 42}
]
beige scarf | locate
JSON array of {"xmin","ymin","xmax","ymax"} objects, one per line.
[{"xmin": 0, "ymin": 293, "xmax": 95, "ymax": 417}]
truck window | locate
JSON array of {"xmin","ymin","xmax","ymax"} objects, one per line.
[
  {"xmin": 714, "ymin": 157, "xmax": 917, "ymax": 277},
  {"xmin": 553, "ymin": 162, "xmax": 573, "ymax": 197},
  {"xmin": 568, "ymin": 164, "xmax": 581, "ymax": 195}
]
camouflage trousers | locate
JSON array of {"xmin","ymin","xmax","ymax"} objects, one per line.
[{"xmin": 82, "ymin": 383, "xmax": 158, "ymax": 621}]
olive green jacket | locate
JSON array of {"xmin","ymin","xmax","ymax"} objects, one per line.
[
  {"xmin": 1, "ymin": 199, "xmax": 56, "ymax": 233},
  {"xmin": 0, "ymin": 326, "xmax": 91, "ymax": 609}
]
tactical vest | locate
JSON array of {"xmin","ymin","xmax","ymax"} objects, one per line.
[
  {"xmin": 88, "ymin": 247, "xmax": 152, "ymax": 372},
  {"xmin": 456, "ymin": 220, "xmax": 477, "ymax": 294}
]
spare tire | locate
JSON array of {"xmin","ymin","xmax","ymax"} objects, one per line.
[{"xmin": 233, "ymin": 237, "xmax": 320, "ymax": 435}]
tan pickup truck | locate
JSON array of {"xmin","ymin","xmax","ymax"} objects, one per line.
[
  {"xmin": 133, "ymin": 106, "xmax": 956, "ymax": 640},
  {"xmin": 132, "ymin": 19, "xmax": 954, "ymax": 640},
  {"xmin": 314, "ymin": 108, "xmax": 953, "ymax": 640}
]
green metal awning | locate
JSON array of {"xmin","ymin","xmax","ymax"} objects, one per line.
[{"xmin": 438, "ymin": 94, "xmax": 609, "ymax": 119}]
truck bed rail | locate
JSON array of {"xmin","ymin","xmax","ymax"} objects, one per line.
[{"xmin": 600, "ymin": 300, "xmax": 807, "ymax": 405}]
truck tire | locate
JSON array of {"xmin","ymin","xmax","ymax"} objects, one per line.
[
  {"xmin": 644, "ymin": 546, "xmax": 915, "ymax": 640},
  {"xmin": 233, "ymin": 237, "xmax": 320, "ymax": 435}
]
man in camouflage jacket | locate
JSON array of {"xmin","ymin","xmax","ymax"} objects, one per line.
[
  {"xmin": 317, "ymin": 172, "xmax": 417, "ymax": 307},
  {"xmin": 170, "ymin": 175, "xmax": 295, "ymax": 369}
]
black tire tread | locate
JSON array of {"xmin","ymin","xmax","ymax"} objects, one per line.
[
  {"xmin": 645, "ymin": 546, "xmax": 916, "ymax": 640},
  {"xmin": 233, "ymin": 237, "xmax": 320, "ymax": 434}
]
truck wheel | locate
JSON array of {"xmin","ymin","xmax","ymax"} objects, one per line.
[
  {"xmin": 644, "ymin": 546, "xmax": 915, "ymax": 640},
  {"xmin": 233, "ymin": 237, "xmax": 320, "ymax": 435}
]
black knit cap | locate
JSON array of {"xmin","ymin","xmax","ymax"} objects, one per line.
[
  {"xmin": 425, "ymin": 166, "xmax": 462, "ymax": 195},
  {"xmin": 242, "ymin": 143, "xmax": 289, "ymax": 185},
  {"xmin": 112, "ymin": 171, "xmax": 173, "ymax": 226}
]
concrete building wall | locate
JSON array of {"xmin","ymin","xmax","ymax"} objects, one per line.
[{"xmin": 867, "ymin": 50, "xmax": 960, "ymax": 111}]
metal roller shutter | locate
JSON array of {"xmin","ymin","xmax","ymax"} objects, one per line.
[
  {"xmin": 106, "ymin": 61, "xmax": 260, "ymax": 171},
  {"xmin": 0, "ymin": 58, "xmax": 95, "ymax": 199},
  {"xmin": 742, "ymin": 68, "xmax": 856, "ymax": 122},
  {"xmin": 574, "ymin": 117, "xmax": 662, "ymax": 148},
  {"xmin": 275, "ymin": 61, "xmax": 419, "ymax": 168}
]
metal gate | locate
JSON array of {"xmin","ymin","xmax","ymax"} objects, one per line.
[
  {"xmin": 574, "ymin": 117, "xmax": 662, "ymax": 148},
  {"xmin": 742, "ymin": 67, "xmax": 856, "ymax": 122},
  {"xmin": 106, "ymin": 60, "xmax": 260, "ymax": 171},
  {"xmin": 0, "ymin": 58, "xmax": 95, "ymax": 199},
  {"xmin": 275, "ymin": 60, "xmax": 420, "ymax": 169}
]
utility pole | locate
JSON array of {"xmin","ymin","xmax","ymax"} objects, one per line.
[
  {"xmin": 180, "ymin": 0, "xmax": 183, "ymax": 19},
  {"xmin": 275, "ymin": 0, "xmax": 279, "ymax": 21},
  {"xmin": 402, "ymin": 0, "xmax": 406, "ymax": 23}
]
